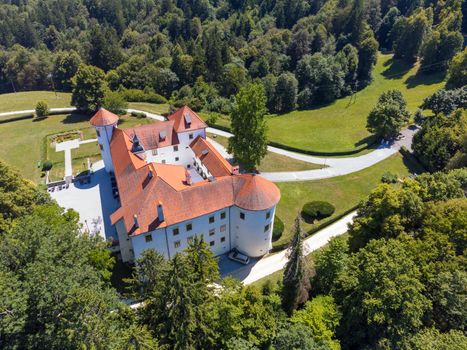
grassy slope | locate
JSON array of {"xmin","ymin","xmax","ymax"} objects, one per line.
[
  {"xmin": 266, "ymin": 54, "xmax": 445, "ymax": 152},
  {"xmin": 127, "ymin": 102, "xmax": 170, "ymax": 115},
  {"xmin": 0, "ymin": 91, "xmax": 71, "ymax": 112},
  {"xmin": 273, "ymin": 152, "xmax": 423, "ymax": 248},
  {"xmin": 0, "ymin": 112, "xmax": 158, "ymax": 182},
  {"xmin": 207, "ymin": 133, "xmax": 322, "ymax": 172}
]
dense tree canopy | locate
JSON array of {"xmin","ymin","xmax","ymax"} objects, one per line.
[{"xmin": 0, "ymin": 0, "xmax": 462, "ymax": 115}]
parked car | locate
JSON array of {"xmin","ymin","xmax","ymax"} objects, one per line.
[{"xmin": 228, "ymin": 249, "xmax": 250, "ymax": 265}]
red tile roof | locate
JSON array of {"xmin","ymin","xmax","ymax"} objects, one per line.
[
  {"xmin": 167, "ymin": 106, "xmax": 207, "ymax": 133},
  {"xmin": 190, "ymin": 136, "xmax": 233, "ymax": 177},
  {"xmin": 90, "ymin": 108, "xmax": 119, "ymax": 126},
  {"xmin": 108, "ymin": 108, "xmax": 280, "ymax": 236},
  {"xmin": 122, "ymin": 121, "xmax": 177, "ymax": 150}
]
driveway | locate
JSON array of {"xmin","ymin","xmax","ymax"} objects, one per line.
[
  {"xmin": 50, "ymin": 160, "xmax": 119, "ymax": 241},
  {"xmin": 220, "ymin": 211, "xmax": 357, "ymax": 285}
]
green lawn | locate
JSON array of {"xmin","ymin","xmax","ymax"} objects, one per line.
[
  {"xmin": 266, "ymin": 54, "xmax": 445, "ymax": 152},
  {"xmin": 0, "ymin": 112, "xmax": 159, "ymax": 183},
  {"xmin": 207, "ymin": 133, "xmax": 322, "ymax": 172},
  {"xmin": 128, "ymin": 102, "xmax": 170, "ymax": 115},
  {"xmin": 273, "ymin": 152, "xmax": 423, "ymax": 248},
  {"xmin": 0, "ymin": 91, "xmax": 71, "ymax": 112}
]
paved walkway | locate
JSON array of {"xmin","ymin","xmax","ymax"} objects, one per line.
[
  {"xmin": 55, "ymin": 139, "xmax": 80, "ymax": 177},
  {"xmin": 221, "ymin": 211, "xmax": 356, "ymax": 284}
]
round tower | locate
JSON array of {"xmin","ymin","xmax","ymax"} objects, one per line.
[
  {"xmin": 232, "ymin": 174, "xmax": 281, "ymax": 257},
  {"xmin": 90, "ymin": 108, "xmax": 119, "ymax": 173}
]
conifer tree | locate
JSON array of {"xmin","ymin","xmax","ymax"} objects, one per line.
[{"xmin": 281, "ymin": 215, "xmax": 310, "ymax": 316}]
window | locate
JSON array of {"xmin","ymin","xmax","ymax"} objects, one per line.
[
  {"xmin": 266, "ymin": 211, "xmax": 271, "ymax": 219},
  {"xmin": 152, "ymin": 149, "xmax": 158, "ymax": 156},
  {"xmin": 173, "ymin": 145, "xmax": 178, "ymax": 152},
  {"xmin": 221, "ymin": 237, "xmax": 226, "ymax": 243},
  {"xmin": 186, "ymin": 223, "xmax": 192, "ymax": 231},
  {"xmin": 99, "ymin": 144, "xmax": 103, "ymax": 151},
  {"xmin": 161, "ymin": 159, "xmax": 166, "ymax": 164},
  {"xmin": 145, "ymin": 234, "xmax": 152, "ymax": 243},
  {"xmin": 175, "ymin": 157, "xmax": 179, "ymax": 161},
  {"xmin": 209, "ymin": 216, "xmax": 215, "ymax": 224},
  {"xmin": 173, "ymin": 228, "xmax": 179, "ymax": 236},
  {"xmin": 220, "ymin": 224, "xmax": 226, "ymax": 232},
  {"xmin": 187, "ymin": 236, "xmax": 193, "ymax": 244},
  {"xmin": 174, "ymin": 241, "xmax": 181, "ymax": 248},
  {"xmin": 96, "ymin": 130, "xmax": 100, "ymax": 137},
  {"xmin": 264, "ymin": 224, "xmax": 270, "ymax": 232},
  {"xmin": 210, "ymin": 241, "xmax": 215, "ymax": 246},
  {"xmin": 209, "ymin": 229, "xmax": 215, "ymax": 236},
  {"xmin": 220, "ymin": 212, "xmax": 226, "ymax": 220},
  {"xmin": 240, "ymin": 212, "xmax": 245, "ymax": 220},
  {"xmin": 189, "ymin": 133, "xmax": 194, "ymax": 139}
]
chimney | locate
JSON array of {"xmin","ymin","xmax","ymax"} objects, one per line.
[
  {"xmin": 133, "ymin": 214, "xmax": 139, "ymax": 228},
  {"xmin": 157, "ymin": 202, "xmax": 165, "ymax": 222},
  {"xmin": 232, "ymin": 165, "xmax": 240, "ymax": 175},
  {"xmin": 186, "ymin": 170, "xmax": 192, "ymax": 185}
]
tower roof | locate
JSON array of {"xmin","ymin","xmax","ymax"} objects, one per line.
[
  {"xmin": 90, "ymin": 108, "xmax": 119, "ymax": 127},
  {"xmin": 234, "ymin": 174, "xmax": 281, "ymax": 211},
  {"xmin": 167, "ymin": 106, "xmax": 207, "ymax": 132}
]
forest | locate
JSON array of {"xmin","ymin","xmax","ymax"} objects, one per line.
[
  {"xmin": 0, "ymin": 0, "xmax": 465, "ymax": 114},
  {"xmin": 0, "ymin": 159, "xmax": 466, "ymax": 349}
]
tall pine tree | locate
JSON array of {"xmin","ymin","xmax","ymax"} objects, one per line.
[{"xmin": 281, "ymin": 215, "xmax": 310, "ymax": 316}]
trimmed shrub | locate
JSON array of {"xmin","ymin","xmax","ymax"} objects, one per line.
[
  {"xmin": 42, "ymin": 160, "xmax": 53, "ymax": 171},
  {"xmin": 272, "ymin": 216, "xmax": 284, "ymax": 241},
  {"xmin": 35, "ymin": 101, "xmax": 49, "ymax": 119},
  {"xmin": 301, "ymin": 201, "xmax": 335, "ymax": 223},
  {"xmin": 130, "ymin": 111, "xmax": 147, "ymax": 118},
  {"xmin": 381, "ymin": 171, "xmax": 398, "ymax": 184}
]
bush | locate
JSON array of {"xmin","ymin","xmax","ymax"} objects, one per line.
[
  {"xmin": 42, "ymin": 160, "xmax": 53, "ymax": 171},
  {"xmin": 272, "ymin": 216, "xmax": 284, "ymax": 241},
  {"xmin": 301, "ymin": 201, "xmax": 335, "ymax": 223},
  {"xmin": 206, "ymin": 113, "xmax": 220, "ymax": 125},
  {"xmin": 130, "ymin": 111, "xmax": 147, "ymax": 118},
  {"xmin": 35, "ymin": 101, "xmax": 49, "ymax": 119},
  {"xmin": 119, "ymin": 88, "xmax": 168, "ymax": 104},
  {"xmin": 381, "ymin": 171, "xmax": 398, "ymax": 184},
  {"xmin": 103, "ymin": 90, "xmax": 128, "ymax": 115}
]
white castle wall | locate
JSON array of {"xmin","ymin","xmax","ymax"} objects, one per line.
[
  {"xmin": 130, "ymin": 207, "xmax": 231, "ymax": 261},
  {"xmin": 95, "ymin": 123, "xmax": 117, "ymax": 173},
  {"xmin": 231, "ymin": 205, "xmax": 276, "ymax": 257},
  {"xmin": 177, "ymin": 129, "xmax": 206, "ymax": 146}
]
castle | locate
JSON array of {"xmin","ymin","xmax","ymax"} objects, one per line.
[{"xmin": 90, "ymin": 106, "xmax": 281, "ymax": 263}]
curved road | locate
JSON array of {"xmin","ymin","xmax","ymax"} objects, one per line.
[{"xmin": 0, "ymin": 107, "xmax": 416, "ymax": 183}]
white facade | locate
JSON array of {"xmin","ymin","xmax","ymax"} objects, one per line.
[
  {"xmin": 95, "ymin": 123, "xmax": 117, "ymax": 173},
  {"xmin": 145, "ymin": 144, "xmax": 194, "ymax": 168},
  {"xmin": 231, "ymin": 205, "xmax": 277, "ymax": 257},
  {"xmin": 131, "ymin": 207, "xmax": 232, "ymax": 261},
  {"xmin": 177, "ymin": 129, "xmax": 206, "ymax": 146}
]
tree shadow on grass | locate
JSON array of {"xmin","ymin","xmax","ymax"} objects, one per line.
[
  {"xmin": 404, "ymin": 71, "xmax": 445, "ymax": 89},
  {"xmin": 61, "ymin": 112, "xmax": 91, "ymax": 124},
  {"xmin": 382, "ymin": 57, "xmax": 414, "ymax": 80},
  {"xmin": 354, "ymin": 134, "xmax": 380, "ymax": 149},
  {"xmin": 401, "ymin": 152, "xmax": 426, "ymax": 175}
]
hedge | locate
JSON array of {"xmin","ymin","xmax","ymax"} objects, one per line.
[
  {"xmin": 272, "ymin": 216, "xmax": 284, "ymax": 241},
  {"xmin": 301, "ymin": 201, "xmax": 336, "ymax": 223}
]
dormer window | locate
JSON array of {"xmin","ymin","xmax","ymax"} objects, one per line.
[
  {"xmin": 184, "ymin": 113, "xmax": 192, "ymax": 126},
  {"xmin": 159, "ymin": 130, "xmax": 167, "ymax": 141}
]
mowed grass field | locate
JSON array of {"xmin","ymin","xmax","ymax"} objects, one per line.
[
  {"xmin": 266, "ymin": 54, "xmax": 445, "ymax": 152},
  {"xmin": 0, "ymin": 112, "xmax": 158, "ymax": 183},
  {"xmin": 273, "ymin": 152, "xmax": 424, "ymax": 248},
  {"xmin": 207, "ymin": 133, "xmax": 322, "ymax": 172},
  {"xmin": 0, "ymin": 91, "xmax": 71, "ymax": 112}
]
